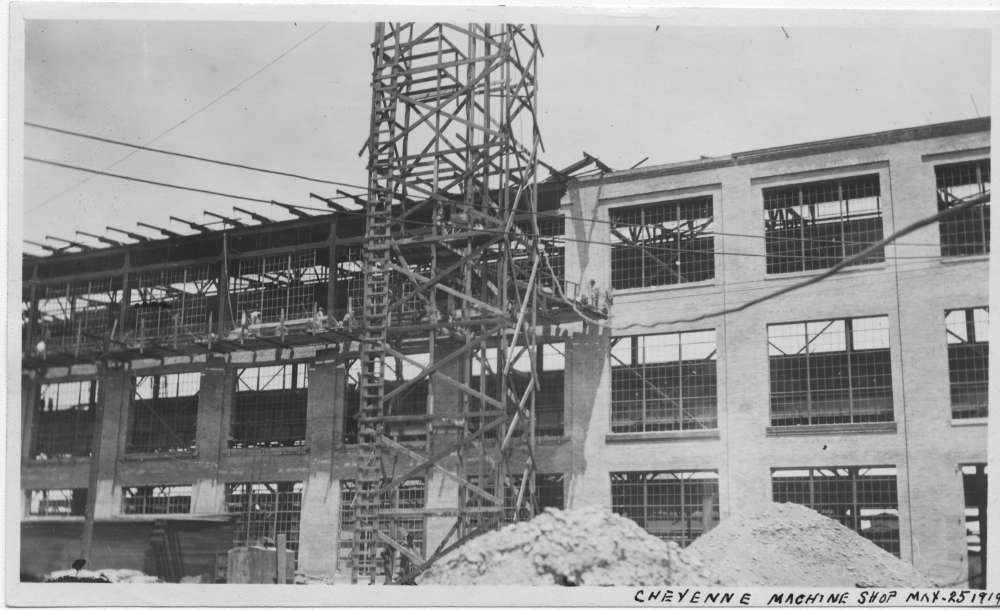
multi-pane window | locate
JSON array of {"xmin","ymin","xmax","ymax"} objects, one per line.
[
  {"xmin": 768, "ymin": 316, "xmax": 893, "ymax": 426},
  {"xmin": 231, "ymin": 363, "xmax": 309, "ymax": 448},
  {"xmin": 468, "ymin": 343, "xmax": 566, "ymax": 439},
  {"xmin": 764, "ymin": 174, "xmax": 884, "ymax": 274},
  {"xmin": 122, "ymin": 485, "xmax": 192, "ymax": 515},
  {"xmin": 225, "ymin": 481, "xmax": 303, "ymax": 556},
  {"xmin": 26, "ymin": 488, "xmax": 88, "ymax": 517},
  {"xmin": 339, "ymin": 478, "xmax": 426, "ymax": 579},
  {"xmin": 610, "ymin": 331, "xmax": 717, "ymax": 433},
  {"xmin": 32, "ymin": 380, "xmax": 97, "ymax": 459},
  {"xmin": 610, "ymin": 470, "xmax": 719, "ymax": 547},
  {"xmin": 962, "ymin": 464, "xmax": 988, "ymax": 589},
  {"xmin": 772, "ymin": 466, "xmax": 900, "ymax": 556},
  {"xmin": 946, "ymin": 307, "xmax": 989, "ymax": 419},
  {"xmin": 937, "ymin": 160, "xmax": 990, "ymax": 257},
  {"xmin": 128, "ymin": 373, "xmax": 200, "ymax": 454},
  {"xmin": 610, "ymin": 196, "xmax": 714, "ymax": 290}
]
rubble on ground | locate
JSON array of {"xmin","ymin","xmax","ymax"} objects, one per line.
[
  {"xmin": 681, "ymin": 502, "xmax": 932, "ymax": 587},
  {"xmin": 418, "ymin": 506, "xmax": 718, "ymax": 586},
  {"xmin": 45, "ymin": 568, "xmax": 160, "ymax": 583}
]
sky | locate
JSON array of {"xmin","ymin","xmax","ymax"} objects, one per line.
[{"xmin": 20, "ymin": 17, "xmax": 991, "ymax": 249}]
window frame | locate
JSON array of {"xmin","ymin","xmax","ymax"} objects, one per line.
[
  {"xmin": 609, "ymin": 469, "xmax": 720, "ymax": 548},
  {"xmin": 771, "ymin": 465, "xmax": 901, "ymax": 556},
  {"xmin": 763, "ymin": 173, "xmax": 885, "ymax": 275},
  {"xmin": 609, "ymin": 330, "xmax": 719, "ymax": 433},
  {"xmin": 935, "ymin": 158, "xmax": 990, "ymax": 258},
  {"xmin": 32, "ymin": 379, "xmax": 98, "ymax": 460},
  {"xmin": 946, "ymin": 307, "xmax": 989, "ymax": 419},
  {"xmin": 127, "ymin": 372, "xmax": 201, "ymax": 455},
  {"xmin": 767, "ymin": 315, "xmax": 894, "ymax": 427},
  {"xmin": 122, "ymin": 484, "xmax": 193, "ymax": 515},
  {"xmin": 608, "ymin": 195, "xmax": 716, "ymax": 290},
  {"xmin": 230, "ymin": 362, "xmax": 310, "ymax": 449}
]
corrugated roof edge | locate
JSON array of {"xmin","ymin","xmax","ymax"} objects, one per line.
[{"xmin": 576, "ymin": 116, "xmax": 991, "ymax": 187}]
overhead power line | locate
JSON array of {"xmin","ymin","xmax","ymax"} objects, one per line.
[
  {"xmin": 26, "ymin": 155, "xmax": 969, "ymax": 264},
  {"xmin": 27, "ymin": 156, "xmax": 276, "ymax": 206},
  {"xmin": 26, "ymin": 121, "xmax": 369, "ymax": 191},
  {"xmin": 27, "ymin": 23, "xmax": 328, "ymax": 213},
  {"xmin": 26, "ymin": 118, "xmax": 954, "ymax": 250},
  {"xmin": 609, "ymin": 190, "xmax": 990, "ymax": 330}
]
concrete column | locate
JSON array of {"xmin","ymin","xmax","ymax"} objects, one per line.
[
  {"xmin": 191, "ymin": 358, "xmax": 227, "ymax": 513},
  {"xmin": 91, "ymin": 366, "xmax": 129, "ymax": 520},
  {"xmin": 565, "ymin": 326, "xmax": 610, "ymax": 509},
  {"xmin": 297, "ymin": 354, "xmax": 343, "ymax": 580},
  {"xmin": 21, "ymin": 372, "xmax": 37, "ymax": 463},
  {"xmin": 424, "ymin": 340, "xmax": 466, "ymax": 555}
]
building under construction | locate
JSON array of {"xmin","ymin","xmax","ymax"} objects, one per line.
[{"xmin": 18, "ymin": 22, "xmax": 989, "ymax": 589}]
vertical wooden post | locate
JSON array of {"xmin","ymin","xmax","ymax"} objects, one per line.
[
  {"xmin": 218, "ymin": 233, "xmax": 230, "ymax": 339},
  {"xmin": 276, "ymin": 533, "xmax": 288, "ymax": 584}
]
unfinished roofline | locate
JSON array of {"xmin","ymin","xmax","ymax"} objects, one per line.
[{"xmin": 576, "ymin": 116, "xmax": 991, "ymax": 188}]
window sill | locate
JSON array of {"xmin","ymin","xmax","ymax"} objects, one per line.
[
  {"xmin": 25, "ymin": 456, "xmax": 91, "ymax": 466},
  {"xmin": 951, "ymin": 417, "xmax": 988, "ymax": 427},
  {"xmin": 764, "ymin": 262, "xmax": 887, "ymax": 282},
  {"xmin": 122, "ymin": 450, "xmax": 199, "ymax": 462},
  {"xmin": 536, "ymin": 435, "xmax": 570, "ymax": 445},
  {"xmin": 23, "ymin": 516, "xmax": 86, "ymax": 522},
  {"xmin": 605, "ymin": 429, "xmax": 719, "ymax": 443},
  {"xmin": 226, "ymin": 445, "xmax": 309, "ymax": 456},
  {"xmin": 940, "ymin": 254, "xmax": 990, "ymax": 265},
  {"xmin": 766, "ymin": 422, "xmax": 897, "ymax": 437},
  {"xmin": 612, "ymin": 279, "xmax": 716, "ymax": 298}
]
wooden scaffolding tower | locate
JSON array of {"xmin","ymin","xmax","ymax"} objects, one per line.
[{"xmin": 350, "ymin": 22, "xmax": 562, "ymax": 582}]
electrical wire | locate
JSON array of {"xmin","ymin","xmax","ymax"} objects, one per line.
[
  {"xmin": 28, "ymin": 116, "xmax": 978, "ymax": 252},
  {"xmin": 26, "ymin": 121, "xmax": 370, "ymax": 191},
  {"xmin": 605, "ymin": 191, "xmax": 989, "ymax": 330},
  {"xmin": 25, "ymin": 155, "xmax": 974, "ymax": 267},
  {"xmin": 27, "ymin": 23, "xmax": 328, "ymax": 213}
]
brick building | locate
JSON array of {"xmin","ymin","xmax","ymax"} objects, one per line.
[{"xmin": 18, "ymin": 117, "xmax": 989, "ymax": 586}]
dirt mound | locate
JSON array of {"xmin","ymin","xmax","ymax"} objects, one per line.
[
  {"xmin": 418, "ymin": 506, "xmax": 718, "ymax": 586},
  {"xmin": 682, "ymin": 502, "xmax": 930, "ymax": 587}
]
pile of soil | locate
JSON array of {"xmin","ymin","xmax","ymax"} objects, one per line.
[
  {"xmin": 418, "ymin": 506, "xmax": 718, "ymax": 586},
  {"xmin": 682, "ymin": 502, "xmax": 931, "ymax": 587}
]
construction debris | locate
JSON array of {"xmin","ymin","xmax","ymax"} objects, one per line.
[
  {"xmin": 45, "ymin": 568, "xmax": 160, "ymax": 583},
  {"xmin": 681, "ymin": 502, "xmax": 931, "ymax": 587},
  {"xmin": 417, "ymin": 506, "xmax": 718, "ymax": 586}
]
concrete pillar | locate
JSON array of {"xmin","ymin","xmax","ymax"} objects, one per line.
[
  {"xmin": 21, "ymin": 372, "xmax": 37, "ymax": 463},
  {"xmin": 191, "ymin": 359, "xmax": 227, "ymax": 513},
  {"xmin": 565, "ymin": 326, "xmax": 610, "ymax": 509},
  {"xmin": 296, "ymin": 353, "xmax": 343, "ymax": 580},
  {"xmin": 424, "ymin": 340, "xmax": 466, "ymax": 555},
  {"xmin": 90, "ymin": 366, "xmax": 129, "ymax": 520}
]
